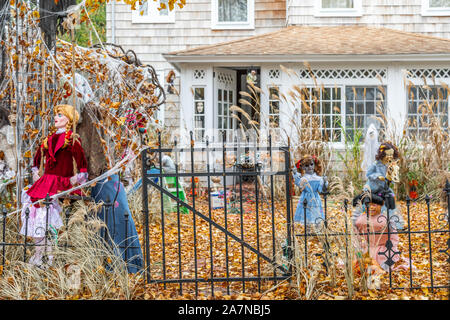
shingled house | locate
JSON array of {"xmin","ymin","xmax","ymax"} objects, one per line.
[{"xmin": 106, "ymin": 1, "xmax": 450, "ymax": 147}]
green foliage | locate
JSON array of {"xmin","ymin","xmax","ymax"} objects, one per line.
[
  {"xmin": 337, "ymin": 127, "xmax": 364, "ymax": 196},
  {"xmin": 59, "ymin": 0, "xmax": 106, "ymax": 47}
]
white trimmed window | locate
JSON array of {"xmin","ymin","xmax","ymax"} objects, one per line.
[
  {"xmin": 314, "ymin": 0, "xmax": 362, "ymax": 17},
  {"xmin": 193, "ymin": 87, "xmax": 206, "ymax": 141},
  {"xmin": 132, "ymin": 0, "xmax": 175, "ymax": 24},
  {"xmin": 421, "ymin": 0, "xmax": 450, "ymax": 16},
  {"xmin": 407, "ymin": 85, "xmax": 449, "ymax": 137},
  {"xmin": 268, "ymin": 86, "xmax": 280, "ymax": 128},
  {"xmin": 211, "ymin": 0, "xmax": 255, "ymax": 30},
  {"xmin": 296, "ymin": 85, "xmax": 386, "ymax": 143}
]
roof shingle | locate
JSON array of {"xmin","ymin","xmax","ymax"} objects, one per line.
[{"xmin": 167, "ymin": 26, "xmax": 450, "ymax": 56}]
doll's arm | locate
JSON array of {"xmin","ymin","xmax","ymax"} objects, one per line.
[
  {"xmin": 70, "ymin": 139, "xmax": 89, "ymax": 185},
  {"xmin": 31, "ymin": 146, "xmax": 42, "ymax": 182},
  {"xmin": 366, "ymin": 163, "xmax": 383, "ymax": 181},
  {"xmin": 293, "ymin": 172, "xmax": 308, "ymax": 190}
]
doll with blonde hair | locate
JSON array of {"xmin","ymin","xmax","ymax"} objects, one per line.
[{"xmin": 21, "ymin": 104, "xmax": 88, "ymax": 267}]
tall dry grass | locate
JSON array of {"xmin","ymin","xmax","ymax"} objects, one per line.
[{"xmin": 0, "ymin": 200, "xmax": 141, "ymax": 300}]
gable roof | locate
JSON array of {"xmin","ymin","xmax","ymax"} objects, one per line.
[{"xmin": 164, "ymin": 26, "xmax": 450, "ymax": 64}]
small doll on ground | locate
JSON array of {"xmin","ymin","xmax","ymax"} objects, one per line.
[
  {"xmin": 352, "ymin": 192, "xmax": 412, "ymax": 273},
  {"xmin": 20, "ymin": 104, "xmax": 88, "ymax": 267},
  {"xmin": 292, "ymin": 155, "xmax": 328, "ymax": 225}
]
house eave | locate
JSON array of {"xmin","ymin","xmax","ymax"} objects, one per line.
[{"xmin": 163, "ymin": 53, "xmax": 450, "ymax": 65}]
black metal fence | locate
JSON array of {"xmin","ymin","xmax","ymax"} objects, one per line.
[
  {"xmin": 0, "ymin": 131, "xmax": 448, "ymax": 298},
  {"xmin": 293, "ymin": 181, "xmax": 450, "ymax": 293},
  {"xmin": 140, "ymin": 131, "xmax": 294, "ymax": 296}
]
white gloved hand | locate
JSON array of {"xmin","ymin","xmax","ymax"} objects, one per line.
[{"xmin": 32, "ymin": 171, "xmax": 40, "ymax": 183}]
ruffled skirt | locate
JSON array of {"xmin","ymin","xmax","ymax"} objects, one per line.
[{"xmin": 20, "ymin": 190, "xmax": 63, "ymax": 238}]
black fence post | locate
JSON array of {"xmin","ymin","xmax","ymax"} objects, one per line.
[
  {"xmin": 42, "ymin": 194, "xmax": 51, "ymax": 266},
  {"xmin": 23, "ymin": 207, "xmax": 29, "ymax": 263},
  {"xmin": 425, "ymin": 195, "xmax": 434, "ymax": 292},
  {"xmin": 140, "ymin": 132, "xmax": 151, "ymax": 283}
]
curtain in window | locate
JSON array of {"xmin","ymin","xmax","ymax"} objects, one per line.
[
  {"xmin": 159, "ymin": 0, "xmax": 169, "ymax": 16},
  {"xmin": 139, "ymin": 0, "xmax": 169, "ymax": 16},
  {"xmin": 430, "ymin": 0, "xmax": 450, "ymax": 8},
  {"xmin": 322, "ymin": 0, "xmax": 354, "ymax": 8},
  {"xmin": 218, "ymin": 0, "xmax": 248, "ymax": 22}
]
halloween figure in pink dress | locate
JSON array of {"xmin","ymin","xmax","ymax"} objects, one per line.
[{"xmin": 20, "ymin": 104, "xmax": 88, "ymax": 267}]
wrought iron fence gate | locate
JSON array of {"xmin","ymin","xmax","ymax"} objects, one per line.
[{"xmin": 140, "ymin": 132, "xmax": 294, "ymax": 296}]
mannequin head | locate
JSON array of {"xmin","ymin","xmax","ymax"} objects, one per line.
[{"xmin": 54, "ymin": 104, "xmax": 79, "ymax": 130}]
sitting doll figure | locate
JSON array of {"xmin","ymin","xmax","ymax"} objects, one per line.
[
  {"xmin": 352, "ymin": 192, "xmax": 411, "ymax": 272},
  {"xmin": 20, "ymin": 104, "xmax": 88, "ymax": 267},
  {"xmin": 359, "ymin": 141, "xmax": 404, "ymax": 230},
  {"xmin": 293, "ymin": 155, "xmax": 328, "ymax": 225},
  {"xmin": 364, "ymin": 141, "xmax": 398, "ymax": 198}
]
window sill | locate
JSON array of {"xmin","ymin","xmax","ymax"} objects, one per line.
[
  {"xmin": 211, "ymin": 22, "xmax": 255, "ymax": 31},
  {"xmin": 421, "ymin": 8, "xmax": 450, "ymax": 16},
  {"xmin": 314, "ymin": 9, "xmax": 362, "ymax": 18}
]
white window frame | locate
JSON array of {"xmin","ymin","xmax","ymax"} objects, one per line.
[
  {"xmin": 421, "ymin": 0, "xmax": 450, "ymax": 16},
  {"xmin": 132, "ymin": 0, "xmax": 175, "ymax": 24},
  {"xmin": 314, "ymin": 0, "xmax": 363, "ymax": 17},
  {"xmin": 154, "ymin": 70, "xmax": 165, "ymax": 125},
  {"xmin": 211, "ymin": 0, "xmax": 255, "ymax": 30},
  {"xmin": 193, "ymin": 86, "xmax": 207, "ymax": 142}
]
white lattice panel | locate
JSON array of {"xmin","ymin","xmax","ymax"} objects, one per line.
[
  {"xmin": 217, "ymin": 72, "xmax": 234, "ymax": 85},
  {"xmin": 406, "ymin": 69, "xmax": 450, "ymax": 79},
  {"xmin": 193, "ymin": 69, "xmax": 206, "ymax": 80},
  {"xmin": 298, "ymin": 68, "xmax": 387, "ymax": 80},
  {"xmin": 268, "ymin": 69, "xmax": 281, "ymax": 80}
]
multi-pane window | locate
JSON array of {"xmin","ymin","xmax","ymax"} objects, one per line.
[
  {"xmin": 212, "ymin": 0, "xmax": 254, "ymax": 29},
  {"xmin": 193, "ymin": 87, "xmax": 206, "ymax": 141},
  {"xmin": 322, "ymin": 0, "xmax": 354, "ymax": 8},
  {"xmin": 218, "ymin": 88, "xmax": 234, "ymax": 141},
  {"xmin": 301, "ymin": 87, "xmax": 342, "ymax": 142},
  {"xmin": 345, "ymin": 86, "xmax": 386, "ymax": 141},
  {"xmin": 268, "ymin": 87, "xmax": 280, "ymax": 129},
  {"xmin": 407, "ymin": 85, "xmax": 449, "ymax": 137},
  {"xmin": 132, "ymin": 0, "xmax": 175, "ymax": 23}
]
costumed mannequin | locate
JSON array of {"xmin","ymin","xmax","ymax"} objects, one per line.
[
  {"xmin": 361, "ymin": 123, "xmax": 380, "ymax": 173},
  {"xmin": 293, "ymin": 155, "xmax": 328, "ymax": 225},
  {"xmin": 357, "ymin": 141, "xmax": 404, "ymax": 230},
  {"xmin": 352, "ymin": 192, "xmax": 411, "ymax": 272},
  {"xmin": 20, "ymin": 104, "xmax": 88, "ymax": 266}
]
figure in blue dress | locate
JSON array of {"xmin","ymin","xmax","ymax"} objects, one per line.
[
  {"xmin": 354, "ymin": 141, "xmax": 404, "ymax": 230},
  {"xmin": 293, "ymin": 155, "xmax": 328, "ymax": 225}
]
